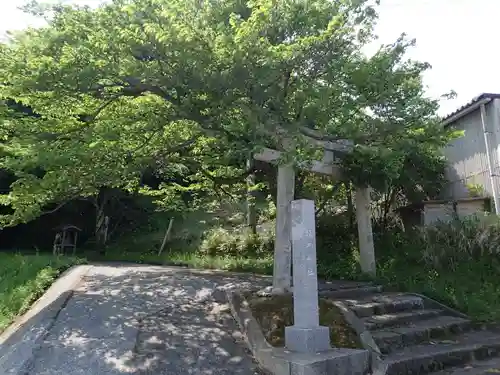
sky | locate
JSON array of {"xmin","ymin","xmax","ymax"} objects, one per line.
[{"xmin": 0, "ymin": 0, "xmax": 498, "ymax": 116}]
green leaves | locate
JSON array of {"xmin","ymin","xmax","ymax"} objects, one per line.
[{"xmin": 0, "ymin": 0, "xmax": 451, "ymax": 226}]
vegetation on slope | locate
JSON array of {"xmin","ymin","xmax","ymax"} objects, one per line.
[{"xmin": 0, "ymin": 254, "xmax": 82, "ymax": 332}]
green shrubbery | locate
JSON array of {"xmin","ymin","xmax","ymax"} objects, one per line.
[
  {"xmin": 371, "ymin": 214, "xmax": 500, "ymax": 321},
  {"xmin": 198, "ymin": 227, "xmax": 274, "ymax": 258},
  {"xmin": 0, "ymin": 254, "xmax": 83, "ymax": 332},
  {"xmin": 373, "ymin": 213, "xmax": 500, "ymax": 269},
  {"xmin": 315, "ymin": 213, "xmax": 362, "ymax": 280},
  {"xmin": 417, "ymin": 215, "xmax": 500, "ymax": 269}
]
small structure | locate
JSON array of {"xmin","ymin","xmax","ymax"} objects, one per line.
[
  {"xmin": 398, "ymin": 197, "xmax": 491, "ymax": 228},
  {"xmin": 53, "ymin": 224, "xmax": 82, "ymax": 255}
]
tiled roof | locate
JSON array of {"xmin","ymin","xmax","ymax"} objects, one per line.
[{"xmin": 442, "ymin": 93, "xmax": 500, "ymax": 125}]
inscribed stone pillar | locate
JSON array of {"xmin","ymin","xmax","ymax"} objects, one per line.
[
  {"xmin": 355, "ymin": 186, "xmax": 376, "ymax": 276},
  {"xmin": 285, "ymin": 199, "xmax": 330, "ymax": 353},
  {"xmin": 273, "ymin": 165, "xmax": 295, "ymax": 292}
]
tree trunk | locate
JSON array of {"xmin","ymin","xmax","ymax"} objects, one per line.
[
  {"xmin": 382, "ymin": 187, "xmax": 397, "ymax": 232},
  {"xmin": 95, "ymin": 190, "xmax": 110, "ymax": 255},
  {"xmin": 257, "ymin": 163, "xmax": 277, "ymax": 205},
  {"xmin": 246, "ymin": 153, "xmax": 257, "ymax": 234},
  {"xmin": 294, "ymin": 171, "xmax": 307, "ymax": 199}
]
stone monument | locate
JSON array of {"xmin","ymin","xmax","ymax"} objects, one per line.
[{"xmin": 285, "ymin": 199, "xmax": 330, "ymax": 353}]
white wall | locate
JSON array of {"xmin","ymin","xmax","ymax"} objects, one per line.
[
  {"xmin": 423, "ymin": 200, "xmax": 487, "ymax": 225},
  {"xmin": 444, "ymin": 100, "xmax": 500, "ymax": 201},
  {"xmin": 423, "ymin": 203, "xmax": 455, "ymax": 225}
]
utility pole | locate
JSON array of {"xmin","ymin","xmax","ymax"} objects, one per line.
[{"xmin": 480, "ymin": 103, "xmax": 500, "ymax": 214}]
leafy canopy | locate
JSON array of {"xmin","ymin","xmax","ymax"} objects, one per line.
[{"xmin": 0, "ymin": 0, "xmax": 450, "ymax": 225}]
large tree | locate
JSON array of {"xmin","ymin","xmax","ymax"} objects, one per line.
[{"xmin": 0, "ymin": 0, "xmax": 450, "ymax": 285}]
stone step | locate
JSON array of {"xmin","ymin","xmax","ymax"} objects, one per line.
[
  {"xmin": 372, "ymin": 316, "xmax": 472, "ymax": 354},
  {"xmin": 318, "ymin": 285, "xmax": 383, "ymax": 299},
  {"xmin": 383, "ymin": 330, "xmax": 500, "ymax": 375},
  {"xmin": 343, "ymin": 293, "xmax": 424, "ymax": 318},
  {"xmin": 431, "ymin": 357, "xmax": 500, "ymax": 375},
  {"xmin": 362, "ymin": 309, "xmax": 444, "ymax": 330},
  {"xmin": 317, "ymin": 280, "xmax": 373, "ymax": 292}
]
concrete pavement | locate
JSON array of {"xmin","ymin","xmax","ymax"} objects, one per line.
[{"xmin": 0, "ymin": 264, "xmax": 270, "ymax": 375}]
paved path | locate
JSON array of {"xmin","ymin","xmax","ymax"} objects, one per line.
[{"xmin": 13, "ymin": 264, "xmax": 270, "ymax": 375}]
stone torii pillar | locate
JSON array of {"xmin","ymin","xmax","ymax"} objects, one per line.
[
  {"xmin": 355, "ymin": 186, "xmax": 376, "ymax": 276},
  {"xmin": 254, "ymin": 143, "xmax": 376, "ymax": 291},
  {"xmin": 274, "ymin": 164, "xmax": 295, "ymax": 292}
]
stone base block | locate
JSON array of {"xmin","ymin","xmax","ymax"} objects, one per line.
[
  {"xmin": 285, "ymin": 326, "xmax": 330, "ymax": 353},
  {"xmin": 273, "ymin": 348, "xmax": 370, "ymax": 375}
]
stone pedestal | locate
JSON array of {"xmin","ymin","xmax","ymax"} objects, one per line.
[
  {"xmin": 285, "ymin": 326, "xmax": 330, "ymax": 354},
  {"xmin": 285, "ymin": 199, "xmax": 330, "ymax": 354},
  {"xmin": 273, "ymin": 348, "xmax": 370, "ymax": 375}
]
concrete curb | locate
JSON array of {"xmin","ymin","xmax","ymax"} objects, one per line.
[
  {"xmin": 227, "ymin": 290, "xmax": 290, "ymax": 374},
  {"xmin": 330, "ymin": 300, "xmax": 382, "ymax": 371},
  {"xmin": 0, "ymin": 264, "xmax": 92, "ymax": 375},
  {"xmin": 227, "ymin": 289, "xmax": 369, "ymax": 375}
]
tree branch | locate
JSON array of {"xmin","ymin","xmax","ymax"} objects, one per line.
[
  {"xmin": 79, "ymin": 96, "xmax": 121, "ymax": 124},
  {"xmin": 40, "ymin": 196, "xmax": 94, "ymax": 216},
  {"xmin": 195, "ymin": 163, "xmax": 255, "ymax": 185}
]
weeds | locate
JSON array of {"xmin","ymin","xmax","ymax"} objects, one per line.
[
  {"xmin": 0, "ymin": 253, "xmax": 82, "ymax": 332},
  {"xmin": 198, "ymin": 227, "xmax": 274, "ymax": 258},
  {"xmin": 371, "ymin": 214, "xmax": 500, "ymax": 322}
]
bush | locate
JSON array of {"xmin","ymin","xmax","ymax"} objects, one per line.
[
  {"xmin": 314, "ymin": 212, "xmax": 363, "ymax": 280},
  {"xmin": 417, "ymin": 215, "xmax": 500, "ymax": 270},
  {"xmin": 0, "ymin": 253, "xmax": 83, "ymax": 332},
  {"xmin": 198, "ymin": 227, "xmax": 274, "ymax": 258},
  {"xmin": 316, "ymin": 212, "xmax": 357, "ymax": 258},
  {"xmin": 370, "ymin": 215, "xmax": 500, "ymax": 321}
]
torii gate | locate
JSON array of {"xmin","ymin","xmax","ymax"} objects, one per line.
[{"xmin": 254, "ymin": 134, "xmax": 376, "ymax": 292}]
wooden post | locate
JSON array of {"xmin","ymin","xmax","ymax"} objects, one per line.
[
  {"xmin": 158, "ymin": 218, "xmax": 174, "ymax": 256},
  {"xmin": 246, "ymin": 153, "xmax": 257, "ymax": 234},
  {"xmin": 53, "ymin": 233, "xmax": 61, "ymax": 255},
  {"xmin": 73, "ymin": 231, "xmax": 78, "ymax": 256},
  {"xmin": 274, "ymin": 164, "xmax": 295, "ymax": 292},
  {"xmin": 103, "ymin": 216, "xmax": 110, "ymax": 245},
  {"xmin": 60, "ymin": 231, "xmax": 66, "ymax": 256},
  {"xmin": 355, "ymin": 186, "xmax": 376, "ymax": 276}
]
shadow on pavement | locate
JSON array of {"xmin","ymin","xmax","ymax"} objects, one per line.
[{"xmin": 2, "ymin": 264, "xmax": 271, "ymax": 375}]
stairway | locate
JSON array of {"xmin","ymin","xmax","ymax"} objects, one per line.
[{"xmin": 320, "ymin": 287, "xmax": 500, "ymax": 375}]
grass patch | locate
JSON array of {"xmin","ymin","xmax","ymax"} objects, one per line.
[
  {"xmin": 0, "ymin": 253, "xmax": 83, "ymax": 333},
  {"xmin": 320, "ymin": 248, "xmax": 500, "ymax": 323},
  {"xmin": 375, "ymin": 257, "xmax": 500, "ymax": 323},
  {"xmin": 87, "ymin": 249, "xmax": 274, "ymax": 275},
  {"xmin": 247, "ymin": 293, "xmax": 361, "ymax": 349},
  {"xmin": 96, "ymin": 215, "xmax": 275, "ymax": 275}
]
